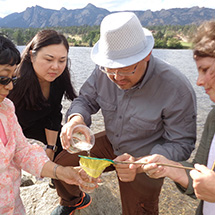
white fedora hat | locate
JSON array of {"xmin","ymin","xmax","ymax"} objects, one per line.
[{"xmin": 91, "ymin": 12, "xmax": 154, "ymax": 68}]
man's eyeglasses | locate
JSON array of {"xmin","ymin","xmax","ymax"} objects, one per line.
[
  {"xmin": 99, "ymin": 63, "xmax": 138, "ymax": 77},
  {"xmin": 0, "ymin": 76, "xmax": 17, "ymax": 86}
]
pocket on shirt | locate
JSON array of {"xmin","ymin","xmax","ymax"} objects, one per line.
[
  {"xmin": 125, "ymin": 116, "xmax": 158, "ymax": 138},
  {"xmin": 96, "ymin": 97, "xmax": 117, "ymax": 123}
]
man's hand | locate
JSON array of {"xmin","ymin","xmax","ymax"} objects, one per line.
[
  {"xmin": 136, "ymin": 154, "xmax": 188, "ymax": 188},
  {"xmin": 139, "ymin": 154, "xmax": 172, "ymax": 179},
  {"xmin": 114, "ymin": 153, "xmax": 139, "ymax": 182},
  {"xmin": 60, "ymin": 115, "xmax": 85, "ymax": 149}
]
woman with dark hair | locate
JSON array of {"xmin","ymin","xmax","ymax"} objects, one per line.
[
  {"xmin": 0, "ymin": 35, "xmax": 88, "ymax": 215},
  {"xmin": 8, "ymin": 29, "xmax": 76, "ymax": 161}
]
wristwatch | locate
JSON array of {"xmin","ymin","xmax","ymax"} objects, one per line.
[{"xmin": 46, "ymin": 145, "xmax": 58, "ymax": 152}]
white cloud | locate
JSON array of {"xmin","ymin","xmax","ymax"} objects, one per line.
[{"xmin": 0, "ymin": 0, "xmax": 214, "ymax": 18}]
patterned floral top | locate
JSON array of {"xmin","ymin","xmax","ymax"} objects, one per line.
[{"xmin": 0, "ymin": 98, "xmax": 49, "ymax": 215}]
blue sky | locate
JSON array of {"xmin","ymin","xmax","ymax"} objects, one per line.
[{"xmin": 0, "ymin": 0, "xmax": 215, "ymax": 18}]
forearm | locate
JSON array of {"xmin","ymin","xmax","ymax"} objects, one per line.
[
  {"xmin": 40, "ymin": 161, "xmax": 84, "ymax": 186},
  {"xmin": 40, "ymin": 161, "xmax": 60, "ymax": 179},
  {"xmin": 67, "ymin": 113, "xmax": 85, "ymax": 124},
  {"xmin": 40, "ymin": 161, "xmax": 76, "ymax": 182},
  {"xmin": 166, "ymin": 161, "xmax": 189, "ymax": 188},
  {"xmin": 66, "ymin": 71, "xmax": 100, "ymax": 125},
  {"xmin": 66, "ymin": 99, "xmax": 93, "ymax": 126},
  {"xmin": 45, "ymin": 128, "xmax": 59, "ymax": 146},
  {"xmin": 45, "ymin": 129, "xmax": 59, "ymax": 160}
]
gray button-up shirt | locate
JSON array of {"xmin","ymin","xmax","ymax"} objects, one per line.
[{"xmin": 67, "ymin": 55, "xmax": 197, "ymax": 161}]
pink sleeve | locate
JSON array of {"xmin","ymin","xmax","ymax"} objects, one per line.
[{"xmin": 9, "ymin": 101, "xmax": 50, "ymax": 178}]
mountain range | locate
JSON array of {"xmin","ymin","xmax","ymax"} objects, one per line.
[{"xmin": 0, "ymin": 3, "xmax": 215, "ymax": 28}]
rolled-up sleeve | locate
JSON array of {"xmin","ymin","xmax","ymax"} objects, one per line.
[{"xmin": 66, "ymin": 69, "xmax": 101, "ymax": 126}]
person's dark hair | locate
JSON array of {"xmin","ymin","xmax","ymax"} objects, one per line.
[
  {"xmin": 0, "ymin": 36, "xmax": 21, "ymax": 66},
  {"xmin": 8, "ymin": 29, "xmax": 76, "ymax": 110},
  {"xmin": 193, "ymin": 20, "xmax": 215, "ymax": 59}
]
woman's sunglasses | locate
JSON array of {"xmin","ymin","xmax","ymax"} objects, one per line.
[{"xmin": 0, "ymin": 76, "xmax": 17, "ymax": 85}]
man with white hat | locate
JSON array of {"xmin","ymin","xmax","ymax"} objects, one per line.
[{"xmin": 51, "ymin": 12, "xmax": 196, "ymax": 215}]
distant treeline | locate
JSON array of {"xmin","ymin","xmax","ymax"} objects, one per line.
[{"xmin": 0, "ymin": 24, "xmax": 198, "ymax": 49}]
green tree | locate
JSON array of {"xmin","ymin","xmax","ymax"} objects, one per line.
[
  {"xmin": 154, "ymin": 30, "xmax": 164, "ymax": 39},
  {"xmin": 167, "ymin": 38, "xmax": 183, "ymax": 49},
  {"xmin": 154, "ymin": 39, "xmax": 167, "ymax": 48},
  {"xmin": 0, "ymin": 23, "xmax": 198, "ymax": 49},
  {"xmin": 13, "ymin": 29, "xmax": 24, "ymax": 45}
]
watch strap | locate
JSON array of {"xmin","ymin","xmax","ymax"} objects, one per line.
[{"xmin": 46, "ymin": 145, "xmax": 58, "ymax": 152}]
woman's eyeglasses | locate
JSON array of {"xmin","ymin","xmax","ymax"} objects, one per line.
[{"xmin": 0, "ymin": 76, "xmax": 17, "ymax": 85}]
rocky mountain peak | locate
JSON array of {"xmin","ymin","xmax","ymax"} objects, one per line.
[{"xmin": 0, "ymin": 4, "xmax": 215, "ymax": 28}]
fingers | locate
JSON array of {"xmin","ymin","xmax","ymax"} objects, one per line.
[
  {"xmin": 194, "ymin": 163, "xmax": 211, "ymax": 174},
  {"xmin": 115, "ymin": 154, "xmax": 171, "ymax": 180},
  {"xmin": 114, "ymin": 153, "xmax": 137, "ymax": 182},
  {"xmin": 60, "ymin": 115, "xmax": 86, "ymax": 149},
  {"xmin": 137, "ymin": 154, "xmax": 161, "ymax": 173},
  {"xmin": 114, "ymin": 153, "xmax": 139, "ymax": 169},
  {"xmin": 117, "ymin": 167, "xmax": 137, "ymax": 182},
  {"xmin": 60, "ymin": 122, "xmax": 72, "ymax": 149},
  {"xmin": 137, "ymin": 154, "xmax": 163, "ymax": 164},
  {"xmin": 78, "ymin": 168, "xmax": 99, "ymax": 192},
  {"xmin": 144, "ymin": 165, "xmax": 165, "ymax": 178},
  {"xmin": 143, "ymin": 163, "xmax": 159, "ymax": 174},
  {"xmin": 60, "ymin": 120, "xmax": 82, "ymax": 149},
  {"xmin": 189, "ymin": 164, "xmax": 215, "ymax": 201},
  {"xmin": 59, "ymin": 166, "xmax": 82, "ymax": 185},
  {"xmin": 190, "ymin": 170, "xmax": 202, "ymax": 181},
  {"xmin": 139, "ymin": 154, "xmax": 174, "ymax": 179},
  {"xmin": 114, "ymin": 153, "xmax": 133, "ymax": 162},
  {"xmin": 190, "ymin": 164, "xmax": 212, "ymax": 181}
]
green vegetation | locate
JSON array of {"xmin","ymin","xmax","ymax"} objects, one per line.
[
  {"xmin": 148, "ymin": 24, "xmax": 197, "ymax": 49},
  {"xmin": 0, "ymin": 24, "xmax": 198, "ymax": 49}
]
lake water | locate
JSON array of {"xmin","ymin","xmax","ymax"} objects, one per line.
[{"xmin": 18, "ymin": 46, "xmax": 213, "ymax": 134}]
